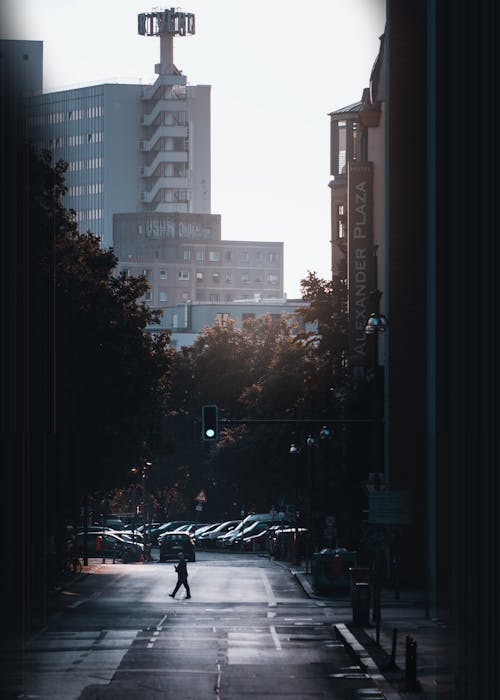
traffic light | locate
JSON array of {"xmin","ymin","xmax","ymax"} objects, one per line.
[{"xmin": 201, "ymin": 404, "xmax": 219, "ymax": 441}]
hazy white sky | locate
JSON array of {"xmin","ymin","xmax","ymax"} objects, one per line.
[{"xmin": 6, "ymin": 0, "xmax": 386, "ymax": 298}]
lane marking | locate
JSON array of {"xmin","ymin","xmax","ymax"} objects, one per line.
[
  {"xmin": 157, "ymin": 614, "xmax": 168, "ymax": 629},
  {"xmin": 214, "ymin": 662, "xmax": 221, "ymax": 697},
  {"xmin": 270, "ymin": 625, "xmax": 282, "ymax": 651},
  {"xmin": 260, "ymin": 570, "xmax": 276, "ymax": 607}
]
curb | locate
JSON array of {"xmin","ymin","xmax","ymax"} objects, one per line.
[
  {"xmin": 289, "ymin": 566, "xmax": 404, "ymax": 700},
  {"xmin": 334, "ymin": 623, "xmax": 403, "ymax": 700}
]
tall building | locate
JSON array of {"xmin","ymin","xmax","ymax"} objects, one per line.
[
  {"xmin": 24, "ymin": 8, "xmax": 284, "ymax": 304},
  {"xmin": 25, "ymin": 8, "xmax": 209, "ymax": 249},
  {"xmin": 0, "ymin": 39, "xmax": 43, "ymax": 97},
  {"xmin": 113, "ymin": 212, "xmax": 283, "ymax": 309}
]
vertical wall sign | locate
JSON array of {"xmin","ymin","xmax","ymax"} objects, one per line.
[{"xmin": 347, "ymin": 161, "xmax": 375, "ymax": 366}]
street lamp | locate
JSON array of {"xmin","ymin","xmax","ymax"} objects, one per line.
[
  {"xmin": 364, "ymin": 300, "xmax": 389, "ymax": 642},
  {"xmin": 132, "ymin": 460, "xmax": 152, "ymax": 543},
  {"xmin": 289, "ymin": 434, "xmax": 319, "ymax": 574}
]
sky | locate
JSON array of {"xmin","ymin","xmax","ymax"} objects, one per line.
[{"xmin": 5, "ymin": 0, "xmax": 386, "ymax": 299}]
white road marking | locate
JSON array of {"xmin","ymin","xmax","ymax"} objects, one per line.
[
  {"xmin": 270, "ymin": 625, "xmax": 282, "ymax": 651},
  {"xmin": 260, "ymin": 570, "xmax": 276, "ymax": 607}
]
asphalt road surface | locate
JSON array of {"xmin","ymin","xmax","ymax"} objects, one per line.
[{"xmin": 3, "ymin": 551, "xmax": 385, "ymax": 699}]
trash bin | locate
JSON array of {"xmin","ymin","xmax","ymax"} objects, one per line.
[
  {"xmin": 349, "ymin": 567, "xmax": 371, "ymax": 624},
  {"xmin": 312, "ymin": 548, "xmax": 357, "ymax": 592}
]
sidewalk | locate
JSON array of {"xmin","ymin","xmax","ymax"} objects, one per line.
[{"xmin": 290, "ymin": 565, "xmax": 456, "ymax": 700}]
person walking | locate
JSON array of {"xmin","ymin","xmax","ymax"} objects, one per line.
[{"xmin": 169, "ymin": 552, "xmax": 191, "ymax": 599}]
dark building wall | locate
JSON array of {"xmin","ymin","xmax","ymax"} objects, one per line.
[
  {"xmin": 388, "ymin": 0, "xmax": 500, "ymax": 696},
  {"xmin": 387, "ymin": 1, "xmax": 428, "ymax": 585}
]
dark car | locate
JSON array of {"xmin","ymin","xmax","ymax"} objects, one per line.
[
  {"xmin": 76, "ymin": 531, "xmax": 143, "ymax": 561},
  {"xmin": 159, "ymin": 531, "xmax": 196, "ymax": 562}
]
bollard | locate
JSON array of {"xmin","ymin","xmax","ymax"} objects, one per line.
[
  {"xmin": 405, "ymin": 635, "xmax": 418, "ymax": 686},
  {"xmin": 391, "ymin": 628, "xmax": 398, "ymax": 666},
  {"xmin": 352, "ymin": 582, "xmax": 371, "ymax": 626}
]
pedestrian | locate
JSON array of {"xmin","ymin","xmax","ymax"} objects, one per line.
[{"xmin": 169, "ymin": 552, "xmax": 191, "ymax": 599}]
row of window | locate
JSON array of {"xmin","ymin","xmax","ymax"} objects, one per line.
[
  {"xmin": 75, "ymin": 208, "xmax": 104, "ymax": 222},
  {"xmin": 67, "ymin": 132, "xmax": 104, "ymax": 146},
  {"xmin": 66, "ymin": 183, "xmax": 103, "ymax": 196},
  {"xmin": 124, "ymin": 268, "xmax": 279, "ymax": 284},
  {"xmin": 27, "ymin": 106, "xmax": 103, "ymax": 126},
  {"xmin": 33, "ymin": 133, "xmax": 103, "ymax": 150},
  {"xmin": 68, "ymin": 158, "xmax": 104, "ymax": 171}
]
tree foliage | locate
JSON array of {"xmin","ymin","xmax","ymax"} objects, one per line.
[{"xmin": 30, "ymin": 149, "xmax": 174, "ymax": 501}]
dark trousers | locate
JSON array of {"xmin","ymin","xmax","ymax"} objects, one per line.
[{"xmin": 172, "ymin": 577, "xmax": 190, "ymax": 597}]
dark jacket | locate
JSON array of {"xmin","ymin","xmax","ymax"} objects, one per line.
[{"xmin": 175, "ymin": 559, "xmax": 188, "ymax": 579}]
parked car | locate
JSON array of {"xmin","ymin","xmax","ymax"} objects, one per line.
[
  {"xmin": 230, "ymin": 521, "xmax": 278, "ymax": 549},
  {"xmin": 240, "ymin": 524, "xmax": 282, "ymax": 551},
  {"xmin": 105, "ymin": 518, "xmax": 125, "ymax": 531},
  {"xmin": 198, "ymin": 520, "xmax": 240, "ymax": 547},
  {"xmin": 152, "ymin": 521, "xmax": 194, "ymax": 544},
  {"xmin": 76, "ymin": 531, "xmax": 143, "ymax": 561},
  {"xmin": 192, "ymin": 523, "xmax": 219, "ymax": 539},
  {"xmin": 159, "ymin": 531, "xmax": 196, "ymax": 562},
  {"xmin": 217, "ymin": 512, "xmax": 286, "ymax": 547},
  {"xmin": 118, "ymin": 531, "xmax": 145, "ymax": 545}
]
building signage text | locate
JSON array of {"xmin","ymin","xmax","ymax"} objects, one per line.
[{"xmin": 347, "ymin": 161, "xmax": 374, "ymax": 366}]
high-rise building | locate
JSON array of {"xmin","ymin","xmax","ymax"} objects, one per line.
[{"xmin": 23, "ymin": 8, "xmax": 284, "ymax": 303}]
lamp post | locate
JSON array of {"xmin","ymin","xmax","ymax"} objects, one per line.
[
  {"xmin": 364, "ymin": 295, "xmax": 388, "ymax": 642},
  {"xmin": 132, "ymin": 460, "xmax": 152, "ymax": 544},
  {"xmin": 289, "ymin": 433, "xmax": 322, "ymax": 574}
]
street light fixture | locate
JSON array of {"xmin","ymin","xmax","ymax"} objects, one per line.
[{"xmin": 364, "ymin": 312, "xmax": 388, "ymax": 335}]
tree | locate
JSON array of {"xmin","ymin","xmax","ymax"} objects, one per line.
[{"xmin": 27, "ymin": 148, "xmax": 174, "ymax": 569}]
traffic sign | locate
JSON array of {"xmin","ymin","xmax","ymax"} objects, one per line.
[{"xmin": 368, "ymin": 491, "xmax": 411, "ymax": 524}]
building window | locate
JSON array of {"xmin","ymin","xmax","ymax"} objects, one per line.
[
  {"xmin": 159, "ymin": 291, "xmax": 168, "ymax": 302},
  {"xmin": 267, "ymin": 273, "xmax": 279, "ymax": 284},
  {"xmin": 212, "ymin": 272, "xmax": 220, "ymax": 283},
  {"xmin": 255, "ymin": 274, "xmax": 263, "ymax": 283},
  {"xmin": 240, "ymin": 251, "xmax": 249, "ymax": 263},
  {"xmin": 196, "ymin": 271, "xmax": 204, "ymax": 281},
  {"xmin": 241, "ymin": 273, "xmax": 250, "ymax": 284},
  {"xmin": 337, "ymin": 203, "xmax": 346, "ymax": 239},
  {"xmin": 225, "ymin": 272, "xmax": 233, "ymax": 283},
  {"xmin": 256, "ymin": 251, "xmax": 263, "ymax": 263},
  {"xmin": 208, "ymin": 251, "xmax": 221, "ymax": 262},
  {"xmin": 225, "ymin": 250, "xmax": 232, "ymax": 262},
  {"xmin": 268, "ymin": 252, "xmax": 278, "ymax": 264},
  {"xmin": 225, "ymin": 293, "xmax": 233, "ymax": 301},
  {"xmin": 215, "ymin": 312, "xmax": 231, "ymax": 327},
  {"xmin": 160, "ymin": 270, "xmax": 167, "ymax": 280},
  {"xmin": 145, "ymin": 291, "xmax": 152, "ymax": 301},
  {"xmin": 195, "ymin": 250, "xmax": 204, "ymax": 261},
  {"xmin": 183, "ymin": 249, "xmax": 191, "ymax": 260},
  {"xmin": 142, "ymin": 269, "xmax": 152, "ymax": 280},
  {"xmin": 209, "ymin": 294, "xmax": 220, "ymax": 303},
  {"xmin": 178, "ymin": 271, "xmax": 190, "ymax": 280}
]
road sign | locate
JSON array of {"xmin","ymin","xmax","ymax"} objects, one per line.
[
  {"xmin": 368, "ymin": 491, "xmax": 412, "ymax": 524},
  {"xmin": 194, "ymin": 489, "xmax": 207, "ymax": 503}
]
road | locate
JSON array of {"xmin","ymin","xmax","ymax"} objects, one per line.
[{"xmin": 2, "ymin": 551, "xmax": 386, "ymax": 699}]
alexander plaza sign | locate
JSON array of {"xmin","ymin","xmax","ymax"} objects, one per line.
[{"xmin": 347, "ymin": 161, "xmax": 375, "ymax": 367}]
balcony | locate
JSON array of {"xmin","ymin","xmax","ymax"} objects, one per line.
[
  {"xmin": 140, "ymin": 75, "xmax": 187, "ymax": 101},
  {"xmin": 139, "ymin": 151, "xmax": 189, "ymax": 176},
  {"xmin": 140, "ymin": 100, "xmax": 187, "ymax": 126}
]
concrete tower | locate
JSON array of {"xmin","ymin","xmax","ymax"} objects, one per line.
[{"xmin": 138, "ymin": 9, "xmax": 209, "ymax": 214}]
